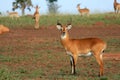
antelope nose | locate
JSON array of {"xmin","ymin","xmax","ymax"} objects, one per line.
[{"xmin": 62, "ymin": 32, "xmax": 65, "ymax": 36}]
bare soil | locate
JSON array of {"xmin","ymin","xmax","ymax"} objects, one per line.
[{"xmin": 0, "ymin": 25, "xmax": 120, "ymax": 59}]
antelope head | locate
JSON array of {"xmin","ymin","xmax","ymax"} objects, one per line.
[
  {"xmin": 77, "ymin": 4, "xmax": 80, "ymax": 8},
  {"xmin": 56, "ymin": 20, "xmax": 72, "ymax": 39}
]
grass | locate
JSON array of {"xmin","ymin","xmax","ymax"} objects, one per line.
[
  {"xmin": 0, "ymin": 39, "xmax": 120, "ymax": 80},
  {"xmin": 106, "ymin": 38, "xmax": 120, "ymax": 52},
  {"xmin": 0, "ymin": 13, "xmax": 120, "ymax": 79},
  {"xmin": 0, "ymin": 67, "xmax": 21, "ymax": 80},
  {"xmin": 0, "ymin": 13, "xmax": 120, "ymax": 28},
  {"xmin": 0, "ymin": 16, "xmax": 34, "ymax": 28}
]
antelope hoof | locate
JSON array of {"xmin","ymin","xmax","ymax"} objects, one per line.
[
  {"xmin": 98, "ymin": 74, "xmax": 103, "ymax": 77},
  {"xmin": 71, "ymin": 72, "xmax": 76, "ymax": 75}
]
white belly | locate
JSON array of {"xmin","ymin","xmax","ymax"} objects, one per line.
[
  {"xmin": 79, "ymin": 52, "xmax": 93, "ymax": 57},
  {"xmin": 66, "ymin": 51, "xmax": 93, "ymax": 57},
  {"xmin": 66, "ymin": 51, "xmax": 73, "ymax": 56}
]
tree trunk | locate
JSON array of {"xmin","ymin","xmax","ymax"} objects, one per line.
[{"xmin": 21, "ymin": 8, "xmax": 25, "ymax": 16}]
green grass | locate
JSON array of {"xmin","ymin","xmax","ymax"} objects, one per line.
[
  {"xmin": 0, "ymin": 16, "xmax": 34, "ymax": 28},
  {"xmin": 0, "ymin": 67, "xmax": 21, "ymax": 80},
  {"xmin": 0, "ymin": 13, "xmax": 120, "ymax": 28}
]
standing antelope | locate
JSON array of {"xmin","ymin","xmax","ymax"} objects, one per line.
[
  {"xmin": 114, "ymin": 0, "xmax": 120, "ymax": 13},
  {"xmin": 116, "ymin": 4, "xmax": 120, "ymax": 13},
  {"xmin": 33, "ymin": 5, "xmax": 40, "ymax": 29},
  {"xmin": 56, "ymin": 21, "xmax": 107, "ymax": 76},
  {"xmin": 77, "ymin": 4, "xmax": 90, "ymax": 16},
  {"xmin": 7, "ymin": 11, "xmax": 19, "ymax": 18}
]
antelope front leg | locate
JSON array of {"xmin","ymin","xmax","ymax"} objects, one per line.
[
  {"xmin": 70, "ymin": 55, "xmax": 78, "ymax": 75},
  {"xmin": 70, "ymin": 56, "xmax": 75, "ymax": 74}
]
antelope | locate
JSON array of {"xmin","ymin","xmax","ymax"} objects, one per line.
[
  {"xmin": 77, "ymin": 4, "xmax": 90, "ymax": 16},
  {"xmin": 33, "ymin": 5, "xmax": 40, "ymax": 29},
  {"xmin": 56, "ymin": 21, "xmax": 107, "ymax": 76},
  {"xmin": 0, "ymin": 25, "xmax": 10, "ymax": 34},
  {"xmin": 113, "ymin": 0, "xmax": 120, "ymax": 13},
  {"xmin": 116, "ymin": 4, "xmax": 120, "ymax": 13},
  {"xmin": 7, "ymin": 11, "xmax": 19, "ymax": 18}
]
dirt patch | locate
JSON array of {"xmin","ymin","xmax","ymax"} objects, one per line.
[
  {"xmin": 93, "ymin": 21, "xmax": 104, "ymax": 26},
  {"xmin": 0, "ymin": 25, "xmax": 120, "ymax": 55},
  {"xmin": 104, "ymin": 53, "xmax": 120, "ymax": 61}
]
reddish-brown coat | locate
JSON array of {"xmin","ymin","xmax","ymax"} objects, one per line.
[
  {"xmin": 77, "ymin": 4, "xmax": 89, "ymax": 16},
  {"xmin": 57, "ymin": 23, "xmax": 107, "ymax": 76},
  {"xmin": 114, "ymin": 0, "xmax": 120, "ymax": 13},
  {"xmin": 33, "ymin": 5, "xmax": 40, "ymax": 29},
  {"xmin": 0, "ymin": 25, "xmax": 10, "ymax": 34}
]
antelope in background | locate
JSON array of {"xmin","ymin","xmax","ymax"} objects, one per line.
[
  {"xmin": 56, "ymin": 21, "xmax": 107, "ymax": 76},
  {"xmin": 33, "ymin": 5, "xmax": 40, "ymax": 29},
  {"xmin": 114, "ymin": 0, "xmax": 120, "ymax": 13},
  {"xmin": 77, "ymin": 4, "xmax": 90, "ymax": 16},
  {"xmin": 7, "ymin": 11, "xmax": 19, "ymax": 18}
]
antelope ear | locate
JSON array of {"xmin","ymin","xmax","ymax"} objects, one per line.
[
  {"xmin": 67, "ymin": 24, "xmax": 72, "ymax": 30},
  {"xmin": 56, "ymin": 23, "xmax": 62, "ymax": 30}
]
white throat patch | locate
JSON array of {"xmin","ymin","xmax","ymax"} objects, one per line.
[
  {"xmin": 61, "ymin": 35, "xmax": 66, "ymax": 39},
  {"xmin": 61, "ymin": 34, "xmax": 67, "ymax": 39}
]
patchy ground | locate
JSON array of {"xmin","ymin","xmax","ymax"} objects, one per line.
[{"xmin": 0, "ymin": 25, "xmax": 120, "ymax": 79}]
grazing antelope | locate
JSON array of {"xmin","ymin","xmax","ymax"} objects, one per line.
[
  {"xmin": 114, "ymin": 0, "xmax": 120, "ymax": 13},
  {"xmin": 33, "ymin": 5, "xmax": 40, "ymax": 29},
  {"xmin": 7, "ymin": 11, "xmax": 19, "ymax": 18},
  {"xmin": 77, "ymin": 4, "xmax": 90, "ymax": 16},
  {"xmin": 56, "ymin": 21, "xmax": 107, "ymax": 76}
]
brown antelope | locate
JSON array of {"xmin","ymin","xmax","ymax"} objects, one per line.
[
  {"xmin": 77, "ymin": 4, "xmax": 90, "ymax": 16},
  {"xmin": 56, "ymin": 21, "xmax": 107, "ymax": 76},
  {"xmin": 7, "ymin": 11, "xmax": 19, "ymax": 18},
  {"xmin": 116, "ymin": 4, "xmax": 120, "ymax": 13},
  {"xmin": 114, "ymin": 0, "xmax": 120, "ymax": 13},
  {"xmin": 0, "ymin": 25, "xmax": 10, "ymax": 34},
  {"xmin": 33, "ymin": 5, "xmax": 40, "ymax": 29}
]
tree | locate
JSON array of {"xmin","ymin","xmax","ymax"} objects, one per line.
[
  {"xmin": 46, "ymin": 0, "xmax": 60, "ymax": 14},
  {"xmin": 46, "ymin": 0, "xmax": 57, "ymax": 3},
  {"xmin": 12, "ymin": 0, "xmax": 33, "ymax": 15}
]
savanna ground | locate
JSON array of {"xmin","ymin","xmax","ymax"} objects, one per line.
[{"xmin": 0, "ymin": 14, "xmax": 120, "ymax": 80}]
